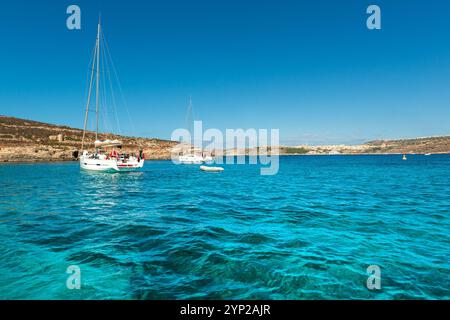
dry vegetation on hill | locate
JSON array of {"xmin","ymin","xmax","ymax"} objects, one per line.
[
  {"xmin": 278, "ymin": 136, "xmax": 450, "ymax": 155},
  {"xmin": 364, "ymin": 137, "xmax": 450, "ymax": 154},
  {"xmin": 0, "ymin": 115, "xmax": 177, "ymax": 162}
]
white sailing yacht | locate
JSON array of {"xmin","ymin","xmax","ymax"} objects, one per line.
[
  {"xmin": 79, "ymin": 19, "xmax": 144, "ymax": 172},
  {"xmin": 178, "ymin": 154, "xmax": 209, "ymax": 164},
  {"xmin": 178, "ymin": 97, "xmax": 213, "ymax": 164}
]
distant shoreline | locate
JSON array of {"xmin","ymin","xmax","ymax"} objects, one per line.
[
  {"xmin": 1, "ymin": 115, "xmax": 450, "ymax": 162},
  {"xmin": 278, "ymin": 152, "xmax": 450, "ymax": 156},
  {"xmin": 0, "ymin": 158, "xmax": 172, "ymax": 165},
  {"xmin": 2, "ymin": 152, "xmax": 449, "ymax": 165}
]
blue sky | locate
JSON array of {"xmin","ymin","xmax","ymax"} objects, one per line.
[{"xmin": 0, "ymin": 0, "xmax": 449, "ymax": 145}]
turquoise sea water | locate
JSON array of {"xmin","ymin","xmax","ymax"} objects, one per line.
[{"xmin": 0, "ymin": 155, "xmax": 449, "ymax": 299}]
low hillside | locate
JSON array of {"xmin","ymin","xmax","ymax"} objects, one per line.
[
  {"xmin": 1, "ymin": 115, "xmax": 449, "ymax": 162},
  {"xmin": 0, "ymin": 115, "xmax": 177, "ymax": 162},
  {"xmin": 280, "ymin": 136, "xmax": 450, "ymax": 155},
  {"xmin": 364, "ymin": 136, "xmax": 450, "ymax": 154}
]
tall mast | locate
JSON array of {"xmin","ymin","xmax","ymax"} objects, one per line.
[
  {"xmin": 187, "ymin": 96, "xmax": 194, "ymax": 154},
  {"xmin": 81, "ymin": 23, "xmax": 100, "ymax": 151},
  {"xmin": 95, "ymin": 17, "xmax": 101, "ymax": 141}
]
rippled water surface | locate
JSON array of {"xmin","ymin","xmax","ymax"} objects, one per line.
[{"xmin": 0, "ymin": 155, "xmax": 449, "ymax": 299}]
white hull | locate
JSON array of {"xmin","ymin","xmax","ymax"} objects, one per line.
[
  {"xmin": 179, "ymin": 160, "xmax": 203, "ymax": 164},
  {"xmin": 80, "ymin": 155, "xmax": 144, "ymax": 172},
  {"xmin": 178, "ymin": 155, "xmax": 206, "ymax": 164},
  {"xmin": 116, "ymin": 159, "xmax": 145, "ymax": 171}
]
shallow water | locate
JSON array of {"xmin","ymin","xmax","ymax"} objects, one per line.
[{"xmin": 0, "ymin": 155, "xmax": 449, "ymax": 299}]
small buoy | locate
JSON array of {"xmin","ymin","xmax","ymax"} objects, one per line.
[
  {"xmin": 200, "ymin": 165, "xmax": 224, "ymax": 172},
  {"xmin": 402, "ymin": 154, "xmax": 407, "ymax": 160}
]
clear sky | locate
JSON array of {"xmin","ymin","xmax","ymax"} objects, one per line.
[{"xmin": 0, "ymin": 0, "xmax": 449, "ymax": 145}]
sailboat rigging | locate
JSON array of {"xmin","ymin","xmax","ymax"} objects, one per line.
[
  {"xmin": 79, "ymin": 18, "xmax": 144, "ymax": 172},
  {"xmin": 177, "ymin": 97, "xmax": 213, "ymax": 164}
]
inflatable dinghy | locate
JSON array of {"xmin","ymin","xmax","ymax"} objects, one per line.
[{"xmin": 200, "ymin": 165, "xmax": 224, "ymax": 172}]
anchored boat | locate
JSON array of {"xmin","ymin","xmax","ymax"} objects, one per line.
[
  {"xmin": 80, "ymin": 140, "xmax": 144, "ymax": 172},
  {"xmin": 177, "ymin": 97, "xmax": 213, "ymax": 164},
  {"xmin": 79, "ymin": 18, "xmax": 144, "ymax": 172},
  {"xmin": 179, "ymin": 154, "xmax": 205, "ymax": 164}
]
